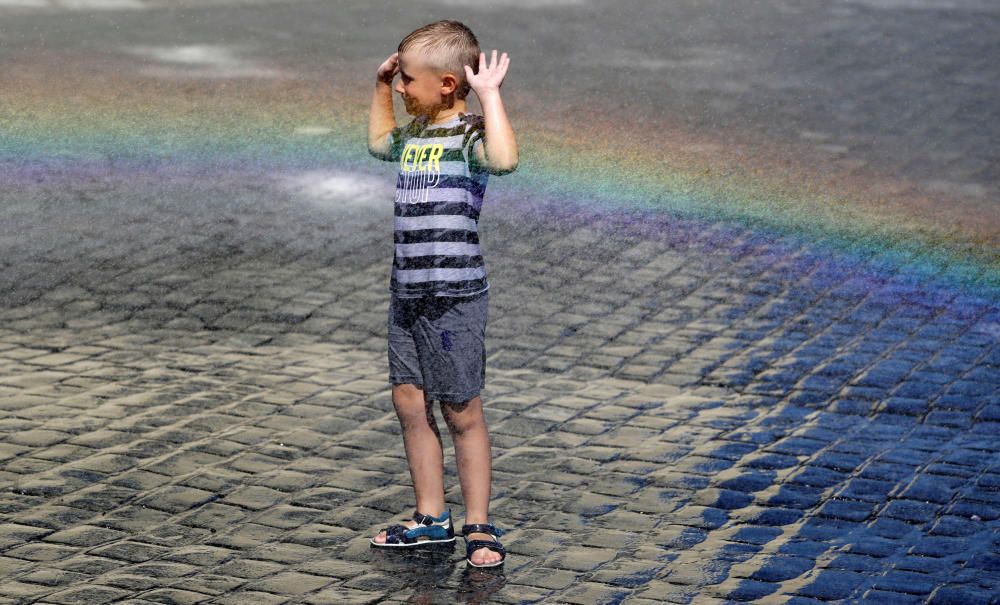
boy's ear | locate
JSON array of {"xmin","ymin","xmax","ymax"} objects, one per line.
[{"xmin": 440, "ymin": 73, "xmax": 458, "ymax": 95}]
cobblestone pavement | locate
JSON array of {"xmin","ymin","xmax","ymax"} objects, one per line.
[
  {"xmin": 1, "ymin": 168, "xmax": 998, "ymax": 604},
  {"xmin": 2, "ymin": 1, "xmax": 999, "ymax": 604}
]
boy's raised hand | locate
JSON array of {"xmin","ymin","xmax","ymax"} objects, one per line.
[
  {"xmin": 377, "ymin": 51, "xmax": 399, "ymax": 84},
  {"xmin": 465, "ymin": 50, "xmax": 509, "ymax": 94}
]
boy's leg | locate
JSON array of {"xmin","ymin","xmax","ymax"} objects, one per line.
[
  {"xmin": 441, "ymin": 395, "xmax": 501, "ymax": 566},
  {"xmin": 372, "ymin": 383, "xmax": 447, "ymax": 544}
]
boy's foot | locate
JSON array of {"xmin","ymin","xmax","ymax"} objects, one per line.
[
  {"xmin": 466, "ymin": 532, "xmax": 504, "ymax": 566},
  {"xmin": 371, "ymin": 519, "xmax": 417, "ymax": 545},
  {"xmin": 461, "ymin": 523, "xmax": 506, "ymax": 567},
  {"xmin": 370, "ymin": 510, "xmax": 455, "ymax": 547}
]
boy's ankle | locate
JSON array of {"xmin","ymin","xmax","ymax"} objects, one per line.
[
  {"xmin": 416, "ymin": 508, "xmax": 451, "ymax": 524},
  {"xmin": 415, "ymin": 506, "xmax": 447, "ymax": 519},
  {"xmin": 463, "ymin": 516, "xmax": 489, "ymax": 526}
]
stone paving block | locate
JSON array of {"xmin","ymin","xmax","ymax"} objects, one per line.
[
  {"xmin": 7, "ymin": 457, "xmax": 63, "ymax": 478},
  {"xmin": 872, "ymin": 569, "xmax": 938, "ymax": 595},
  {"xmin": 43, "ymin": 584, "xmax": 133, "ymax": 604},
  {"xmin": 223, "ymin": 486, "xmax": 287, "ymax": 511},
  {"xmin": 625, "ymin": 487, "xmax": 687, "ymax": 516},
  {"xmin": 0, "ymin": 522, "xmax": 54, "ymax": 549},
  {"xmin": 554, "ymin": 581, "xmax": 632, "ymax": 604},
  {"xmin": 4, "ymin": 542, "xmax": 78, "ymax": 561},
  {"xmin": 0, "ymin": 581, "xmax": 56, "ymax": 600},
  {"xmin": 927, "ymin": 584, "xmax": 996, "ymax": 605},
  {"xmin": 719, "ymin": 577, "xmax": 781, "ymax": 602},
  {"xmin": 724, "ymin": 524, "xmax": 784, "ymax": 546},
  {"xmin": 861, "ymin": 588, "xmax": 925, "ymax": 604},
  {"xmin": 628, "ymin": 443, "xmax": 692, "ymax": 465},
  {"xmin": 505, "ymin": 528, "xmax": 567, "ymax": 558},
  {"xmin": 42, "ymin": 525, "xmax": 127, "ymax": 548},
  {"xmin": 213, "ymin": 557, "xmax": 287, "ymax": 579},
  {"xmin": 136, "ymin": 588, "xmax": 215, "ymax": 604},
  {"xmin": 883, "ymin": 499, "xmax": 940, "ymax": 524},
  {"xmin": 159, "ymin": 545, "xmax": 237, "ymax": 567},
  {"xmin": 795, "ymin": 569, "xmax": 868, "ymax": 600},
  {"xmin": 99, "ymin": 505, "xmax": 173, "ymax": 534},
  {"xmin": 513, "ymin": 567, "xmax": 580, "ymax": 590},
  {"xmin": 564, "ymin": 492, "xmax": 625, "ymax": 519},
  {"xmin": 7, "ymin": 429, "xmax": 72, "ymax": 447},
  {"xmin": 927, "ymin": 514, "xmax": 983, "ymax": 537},
  {"xmin": 211, "ymin": 590, "xmax": 289, "ymax": 605},
  {"xmin": 589, "ymin": 559, "xmax": 665, "ymax": 588},
  {"xmin": 661, "ymin": 558, "xmax": 734, "ymax": 587},
  {"xmin": 135, "ymin": 487, "xmax": 220, "ymax": 514},
  {"xmin": 135, "ymin": 523, "xmax": 213, "ymax": 548},
  {"xmin": 826, "ymin": 553, "xmax": 885, "ymax": 573},
  {"xmin": 89, "ymin": 541, "xmax": 170, "ymax": 563},
  {"xmin": 295, "ymin": 558, "xmax": 367, "ymax": 582},
  {"xmin": 691, "ymin": 488, "xmax": 753, "ymax": 511},
  {"xmin": 302, "ymin": 587, "xmax": 386, "ymax": 604},
  {"xmin": 718, "ymin": 471, "xmax": 778, "ymax": 493},
  {"xmin": 340, "ymin": 570, "xmax": 403, "ymax": 593},
  {"xmin": 143, "ymin": 451, "xmax": 230, "ymax": 477},
  {"xmin": 287, "ymin": 523, "xmax": 355, "ymax": 547},
  {"xmin": 818, "ymin": 498, "xmax": 876, "ymax": 522},
  {"xmin": 244, "ymin": 570, "xmax": 333, "ymax": 595}
]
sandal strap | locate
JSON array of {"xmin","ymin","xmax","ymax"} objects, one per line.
[
  {"xmin": 382, "ymin": 524, "xmax": 412, "ymax": 544},
  {"xmin": 413, "ymin": 509, "xmax": 451, "ymax": 526},
  {"xmin": 382, "ymin": 520, "xmax": 452, "ymax": 544},
  {"xmin": 461, "ymin": 523, "xmax": 504, "ymax": 537},
  {"xmin": 466, "ymin": 539, "xmax": 506, "ymax": 558}
]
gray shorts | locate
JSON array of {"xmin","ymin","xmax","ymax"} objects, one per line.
[{"xmin": 388, "ymin": 289, "xmax": 488, "ymax": 403}]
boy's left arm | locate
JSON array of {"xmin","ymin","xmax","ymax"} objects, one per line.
[{"xmin": 465, "ymin": 50, "xmax": 518, "ymax": 175}]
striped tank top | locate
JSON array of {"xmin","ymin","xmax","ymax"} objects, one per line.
[{"xmin": 382, "ymin": 112, "xmax": 490, "ymax": 298}]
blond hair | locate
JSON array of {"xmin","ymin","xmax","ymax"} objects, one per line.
[{"xmin": 399, "ymin": 20, "xmax": 480, "ymax": 100}]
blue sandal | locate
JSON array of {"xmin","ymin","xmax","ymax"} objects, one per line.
[
  {"xmin": 370, "ymin": 509, "xmax": 456, "ymax": 547},
  {"xmin": 461, "ymin": 523, "xmax": 506, "ymax": 567}
]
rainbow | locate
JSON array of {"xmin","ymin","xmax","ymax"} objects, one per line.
[{"xmin": 2, "ymin": 54, "xmax": 997, "ymax": 304}]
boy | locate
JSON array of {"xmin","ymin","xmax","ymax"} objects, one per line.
[{"xmin": 366, "ymin": 20, "xmax": 518, "ymax": 568}]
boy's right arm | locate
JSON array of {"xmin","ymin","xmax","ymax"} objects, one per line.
[{"xmin": 368, "ymin": 52, "xmax": 399, "ymax": 161}]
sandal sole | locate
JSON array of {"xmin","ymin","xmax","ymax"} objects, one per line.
[
  {"xmin": 369, "ymin": 536, "xmax": 456, "ymax": 548},
  {"xmin": 466, "ymin": 558, "xmax": 505, "ymax": 567}
]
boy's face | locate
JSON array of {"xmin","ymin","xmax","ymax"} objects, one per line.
[{"xmin": 394, "ymin": 51, "xmax": 457, "ymax": 117}]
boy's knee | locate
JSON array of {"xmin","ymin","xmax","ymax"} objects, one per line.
[
  {"xmin": 392, "ymin": 384, "xmax": 432, "ymax": 427},
  {"xmin": 393, "ymin": 383, "xmax": 424, "ymax": 402},
  {"xmin": 441, "ymin": 396, "xmax": 485, "ymax": 435}
]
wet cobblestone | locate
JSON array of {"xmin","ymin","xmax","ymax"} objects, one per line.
[
  {"xmin": 3, "ymin": 0, "xmax": 1000, "ymax": 603},
  {"xmin": 0, "ymin": 163, "xmax": 996, "ymax": 603}
]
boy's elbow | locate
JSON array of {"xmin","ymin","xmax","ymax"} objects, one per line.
[
  {"xmin": 488, "ymin": 156, "xmax": 518, "ymax": 175},
  {"xmin": 368, "ymin": 144, "xmax": 390, "ymax": 161},
  {"xmin": 497, "ymin": 163, "xmax": 517, "ymax": 176},
  {"xmin": 368, "ymin": 129, "xmax": 396, "ymax": 160}
]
